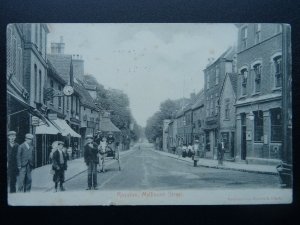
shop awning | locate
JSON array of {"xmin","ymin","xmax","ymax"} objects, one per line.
[
  {"xmin": 99, "ymin": 117, "xmax": 121, "ymax": 133},
  {"xmin": 7, "ymin": 90, "xmax": 49, "ymax": 125},
  {"xmin": 35, "ymin": 118, "xmax": 61, "ymax": 135},
  {"xmin": 51, "ymin": 118, "xmax": 81, "ymax": 138}
]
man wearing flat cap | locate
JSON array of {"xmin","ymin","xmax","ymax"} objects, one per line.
[
  {"xmin": 51, "ymin": 141, "xmax": 68, "ymax": 191},
  {"xmin": 17, "ymin": 133, "xmax": 35, "ymax": 192},
  {"xmin": 84, "ymin": 134, "xmax": 99, "ymax": 190},
  {"xmin": 7, "ymin": 131, "xmax": 19, "ymax": 193}
]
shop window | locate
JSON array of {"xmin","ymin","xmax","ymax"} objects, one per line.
[
  {"xmin": 254, "ymin": 110, "xmax": 264, "ymax": 142},
  {"xmin": 271, "ymin": 108, "xmax": 282, "ymax": 142}
]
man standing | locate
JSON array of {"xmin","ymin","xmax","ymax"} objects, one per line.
[
  {"xmin": 7, "ymin": 131, "xmax": 19, "ymax": 193},
  {"xmin": 17, "ymin": 133, "xmax": 35, "ymax": 192},
  {"xmin": 52, "ymin": 141, "xmax": 68, "ymax": 192},
  {"xmin": 84, "ymin": 135, "xmax": 99, "ymax": 190},
  {"xmin": 217, "ymin": 137, "xmax": 225, "ymax": 165}
]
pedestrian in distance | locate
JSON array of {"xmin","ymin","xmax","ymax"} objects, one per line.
[
  {"xmin": 187, "ymin": 143, "xmax": 193, "ymax": 158},
  {"xmin": 7, "ymin": 131, "xmax": 19, "ymax": 193},
  {"xmin": 182, "ymin": 144, "xmax": 187, "ymax": 158},
  {"xmin": 217, "ymin": 137, "xmax": 225, "ymax": 165},
  {"xmin": 84, "ymin": 135, "xmax": 99, "ymax": 190},
  {"xmin": 98, "ymin": 136, "xmax": 108, "ymax": 172},
  {"xmin": 51, "ymin": 141, "xmax": 68, "ymax": 192},
  {"xmin": 17, "ymin": 133, "xmax": 35, "ymax": 192},
  {"xmin": 193, "ymin": 140, "xmax": 200, "ymax": 167}
]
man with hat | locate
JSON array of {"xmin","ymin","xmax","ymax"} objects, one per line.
[
  {"xmin": 84, "ymin": 134, "xmax": 99, "ymax": 190},
  {"xmin": 51, "ymin": 141, "xmax": 68, "ymax": 192},
  {"xmin": 7, "ymin": 131, "xmax": 19, "ymax": 193},
  {"xmin": 17, "ymin": 133, "xmax": 35, "ymax": 192}
]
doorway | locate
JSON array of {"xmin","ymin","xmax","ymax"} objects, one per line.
[{"xmin": 241, "ymin": 113, "xmax": 247, "ymax": 160}]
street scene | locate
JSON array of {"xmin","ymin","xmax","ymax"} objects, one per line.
[{"xmin": 7, "ymin": 23, "xmax": 292, "ymax": 205}]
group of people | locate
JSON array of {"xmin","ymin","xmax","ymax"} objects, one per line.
[
  {"xmin": 7, "ymin": 131, "xmax": 35, "ymax": 193},
  {"xmin": 7, "ymin": 129, "xmax": 118, "ymax": 193},
  {"xmin": 172, "ymin": 136, "xmax": 225, "ymax": 167}
]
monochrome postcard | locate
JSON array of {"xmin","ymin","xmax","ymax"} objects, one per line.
[{"xmin": 6, "ymin": 23, "xmax": 292, "ymax": 205}]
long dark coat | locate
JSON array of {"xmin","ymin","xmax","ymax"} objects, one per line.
[
  {"xmin": 7, "ymin": 142, "xmax": 19, "ymax": 177},
  {"xmin": 84, "ymin": 143, "xmax": 99, "ymax": 164},
  {"xmin": 52, "ymin": 150, "xmax": 68, "ymax": 171}
]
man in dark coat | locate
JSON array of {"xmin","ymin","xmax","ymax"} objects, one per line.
[
  {"xmin": 17, "ymin": 133, "xmax": 35, "ymax": 192},
  {"xmin": 7, "ymin": 131, "xmax": 19, "ymax": 193},
  {"xmin": 217, "ymin": 137, "xmax": 225, "ymax": 165},
  {"xmin": 84, "ymin": 135, "xmax": 99, "ymax": 190},
  {"xmin": 52, "ymin": 141, "xmax": 68, "ymax": 192}
]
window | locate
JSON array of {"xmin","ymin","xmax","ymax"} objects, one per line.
[
  {"xmin": 58, "ymin": 85, "xmax": 62, "ymax": 108},
  {"xmin": 40, "ymin": 24, "xmax": 43, "ymax": 53},
  {"xmin": 255, "ymin": 23, "xmax": 261, "ymax": 44},
  {"xmin": 215, "ymin": 93, "xmax": 219, "ymax": 115},
  {"xmin": 215, "ymin": 67, "xmax": 219, "ymax": 85},
  {"xmin": 241, "ymin": 26, "xmax": 248, "ymax": 50},
  {"xmin": 254, "ymin": 110, "xmax": 264, "ymax": 142},
  {"xmin": 7, "ymin": 26, "xmax": 12, "ymax": 73},
  {"xmin": 225, "ymin": 99, "xmax": 230, "ymax": 119},
  {"xmin": 241, "ymin": 68, "xmax": 248, "ymax": 96},
  {"xmin": 39, "ymin": 70, "xmax": 42, "ymax": 102},
  {"xmin": 206, "ymin": 97, "xmax": 209, "ymax": 116},
  {"xmin": 271, "ymin": 108, "xmax": 282, "ymax": 142},
  {"xmin": 274, "ymin": 56, "xmax": 282, "ymax": 88},
  {"xmin": 17, "ymin": 47, "xmax": 23, "ymax": 84},
  {"xmin": 253, "ymin": 64, "xmax": 261, "ymax": 93},
  {"xmin": 34, "ymin": 65, "xmax": 38, "ymax": 102},
  {"xmin": 12, "ymin": 37, "xmax": 17, "ymax": 76}
]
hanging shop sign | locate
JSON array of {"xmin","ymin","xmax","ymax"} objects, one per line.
[{"xmin": 32, "ymin": 116, "xmax": 40, "ymax": 126}]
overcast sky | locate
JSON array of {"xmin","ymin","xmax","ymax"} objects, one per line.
[{"xmin": 47, "ymin": 23, "xmax": 237, "ymax": 127}]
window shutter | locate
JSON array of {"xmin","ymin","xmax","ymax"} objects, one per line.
[{"xmin": 270, "ymin": 61, "xmax": 275, "ymax": 87}]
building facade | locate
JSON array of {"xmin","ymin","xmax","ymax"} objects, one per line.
[
  {"xmin": 235, "ymin": 23, "xmax": 283, "ymax": 165},
  {"xmin": 219, "ymin": 73, "xmax": 237, "ymax": 161},
  {"xmin": 191, "ymin": 90, "xmax": 205, "ymax": 145},
  {"xmin": 203, "ymin": 47, "xmax": 235, "ymax": 159}
]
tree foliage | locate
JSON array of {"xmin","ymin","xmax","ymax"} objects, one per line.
[{"xmin": 145, "ymin": 98, "xmax": 187, "ymax": 142}]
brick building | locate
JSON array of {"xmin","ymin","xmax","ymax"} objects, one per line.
[
  {"xmin": 235, "ymin": 23, "xmax": 284, "ymax": 165},
  {"xmin": 203, "ymin": 47, "xmax": 235, "ymax": 159}
]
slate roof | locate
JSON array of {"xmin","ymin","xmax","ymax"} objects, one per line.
[
  {"xmin": 191, "ymin": 90, "xmax": 205, "ymax": 110},
  {"xmin": 205, "ymin": 46, "xmax": 236, "ymax": 69},
  {"xmin": 47, "ymin": 59, "xmax": 67, "ymax": 85},
  {"xmin": 47, "ymin": 54, "xmax": 72, "ymax": 83},
  {"xmin": 228, "ymin": 73, "xmax": 238, "ymax": 96}
]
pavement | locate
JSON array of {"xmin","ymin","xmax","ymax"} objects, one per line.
[
  {"xmin": 31, "ymin": 147, "xmax": 136, "ymax": 192},
  {"xmin": 151, "ymin": 148, "xmax": 279, "ymax": 175}
]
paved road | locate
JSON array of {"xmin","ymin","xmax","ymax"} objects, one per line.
[{"xmin": 65, "ymin": 143, "xmax": 280, "ymax": 191}]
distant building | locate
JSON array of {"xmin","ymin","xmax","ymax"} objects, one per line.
[{"xmin": 235, "ymin": 23, "xmax": 284, "ymax": 165}]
